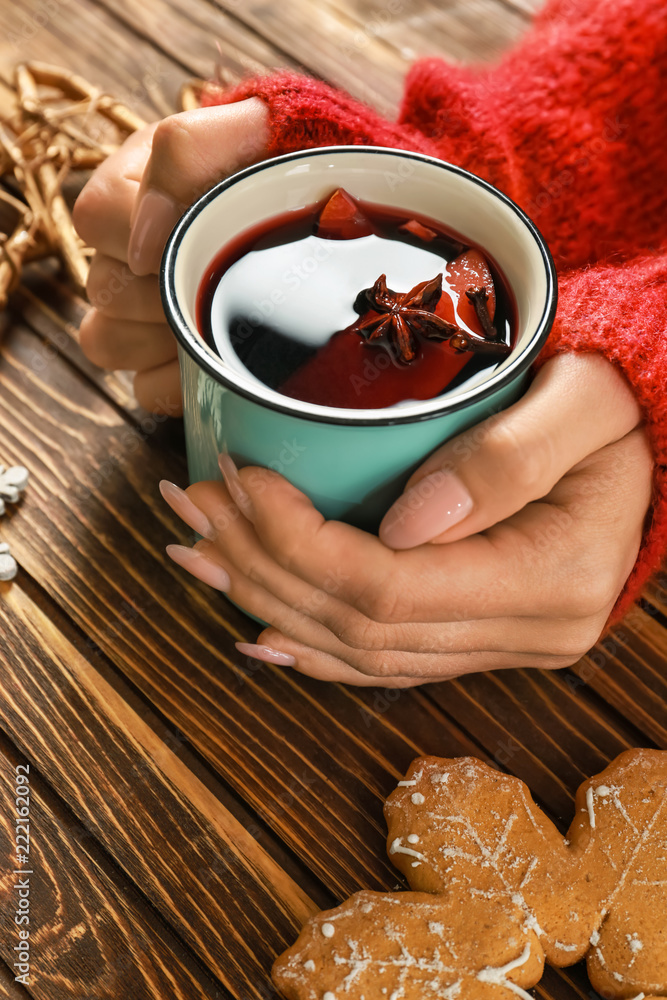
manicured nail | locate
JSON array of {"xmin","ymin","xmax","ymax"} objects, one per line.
[
  {"xmin": 166, "ymin": 544, "xmax": 231, "ymax": 591},
  {"xmin": 379, "ymin": 470, "xmax": 473, "ymax": 548},
  {"xmin": 235, "ymin": 642, "xmax": 296, "ymax": 666},
  {"xmin": 128, "ymin": 188, "xmax": 183, "ymax": 275},
  {"xmin": 218, "ymin": 453, "xmax": 255, "ymax": 521},
  {"xmin": 159, "ymin": 480, "xmax": 216, "ymax": 540}
]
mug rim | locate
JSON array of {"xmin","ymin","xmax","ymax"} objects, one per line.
[{"xmin": 160, "ymin": 145, "xmax": 558, "ymax": 427}]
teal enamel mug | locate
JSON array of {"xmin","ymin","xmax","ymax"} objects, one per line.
[{"xmin": 160, "ymin": 146, "xmax": 557, "ymax": 532}]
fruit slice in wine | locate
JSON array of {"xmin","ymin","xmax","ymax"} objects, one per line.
[{"xmin": 315, "ymin": 188, "xmax": 375, "ymax": 239}]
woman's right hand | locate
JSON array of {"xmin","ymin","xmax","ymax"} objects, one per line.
[{"xmin": 72, "ymin": 97, "xmax": 270, "ymax": 414}]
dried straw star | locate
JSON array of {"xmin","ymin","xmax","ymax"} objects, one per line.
[
  {"xmin": 0, "ymin": 62, "xmax": 151, "ymax": 310},
  {"xmin": 0, "ymin": 62, "xmax": 212, "ymax": 313}
]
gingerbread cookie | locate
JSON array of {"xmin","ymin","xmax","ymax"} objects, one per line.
[
  {"xmin": 272, "ymin": 749, "xmax": 667, "ymax": 1000},
  {"xmin": 274, "ymin": 891, "xmax": 544, "ymax": 1000}
]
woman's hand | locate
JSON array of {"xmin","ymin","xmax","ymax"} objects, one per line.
[
  {"xmin": 72, "ymin": 99, "xmax": 270, "ymax": 414},
  {"xmin": 160, "ymin": 352, "xmax": 653, "ymax": 686}
]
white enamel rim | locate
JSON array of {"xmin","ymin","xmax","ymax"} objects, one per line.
[{"xmin": 160, "ymin": 146, "xmax": 557, "ymax": 427}]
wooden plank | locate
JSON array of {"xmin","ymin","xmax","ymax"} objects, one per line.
[
  {"xmin": 0, "ymin": 0, "xmax": 188, "ymax": 121},
  {"xmin": 567, "ymin": 606, "xmax": 667, "ymax": 748},
  {"xmin": 0, "ymin": 582, "xmax": 316, "ymax": 999},
  {"xmin": 89, "ymin": 0, "xmax": 304, "ymax": 85},
  {"xmin": 316, "ymin": 0, "xmax": 533, "ymax": 64},
  {"xmin": 0, "ymin": 733, "xmax": 229, "ymax": 1000},
  {"xmin": 13, "ymin": 276, "xmax": 141, "ymax": 421},
  {"xmin": 0, "ymin": 959, "xmax": 30, "ymax": 998},
  {"xmin": 91, "ymin": 0, "xmax": 408, "ymax": 116}
]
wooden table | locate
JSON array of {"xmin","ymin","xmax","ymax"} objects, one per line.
[{"xmin": 0, "ymin": 1, "xmax": 665, "ymax": 997}]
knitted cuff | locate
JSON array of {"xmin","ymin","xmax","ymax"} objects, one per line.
[
  {"xmin": 534, "ymin": 254, "xmax": 667, "ymax": 619},
  {"xmin": 199, "ymin": 69, "xmax": 440, "ymax": 158}
]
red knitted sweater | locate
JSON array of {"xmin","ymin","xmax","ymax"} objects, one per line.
[{"xmin": 201, "ymin": 0, "xmax": 667, "ymax": 619}]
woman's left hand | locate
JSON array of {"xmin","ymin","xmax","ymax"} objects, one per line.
[{"xmin": 161, "ymin": 353, "xmax": 653, "ymax": 686}]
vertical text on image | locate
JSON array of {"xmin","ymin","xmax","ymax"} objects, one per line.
[{"xmin": 13, "ymin": 763, "xmax": 32, "ymax": 986}]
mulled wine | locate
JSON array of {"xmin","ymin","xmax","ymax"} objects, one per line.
[{"xmin": 196, "ymin": 189, "xmax": 517, "ymax": 409}]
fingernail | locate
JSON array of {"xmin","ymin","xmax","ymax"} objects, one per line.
[
  {"xmin": 159, "ymin": 480, "xmax": 216, "ymax": 540},
  {"xmin": 218, "ymin": 453, "xmax": 255, "ymax": 521},
  {"xmin": 379, "ymin": 470, "xmax": 473, "ymax": 548},
  {"xmin": 166, "ymin": 544, "xmax": 231, "ymax": 591},
  {"xmin": 128, "ymin": 188, "xmax": 183, "ymax": 276},
  {"xmin": 235, "ymin": 642, "xmax": 296, "ymax": 666}
]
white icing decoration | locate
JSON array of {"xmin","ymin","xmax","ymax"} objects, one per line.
[
  {"xmin": 442, "ymin": 983, "xmax": 461, "ymax": 999},
  {"xmin": 477, "ymin": 943, "xmax": 534, "ymax": 1000},
  {"xmin": 389, "ymin": 837, "xmax": 426, "ymax": 861},
  {"xmin": 397, "ymin": 780, "xmax": 417, "ymax": 787},
  {"xmin": 510, "ymin": 895, "xmax": 544, "ymax": 937},
  {"xmin": 321, "ymin": 923, "xmax": 335, "ymax": 938},
  {"xmin": 407, "ymin": 834, "xmax": 420, "ymax": 844},
  {"xmin": 411, "ymin": 861, "xmax": 421, "ymax": 868},
  {"xmin": 554, "ymin": 940, "xmax": 579, "ymax": 952},
  {"xmin": 411, "ymin": 792, "xmax": 425, "ymax": 805},
  {"xmin": 586, "ymin": 786, "xmax": 596, "ymax": 829},
  {"xmin": 323, "ymin": 992, "xmax": 336, "ymax": 1000},
  {"xmin": 627, "ymin": 933, "xmax": 643, "ymax": 954},
  {"xmin": 304, "ymin": 960, "xmax": 315, "ymax": 972},
  {"xmin": 518, "ymin": 857, "xmax": 538, "ymax": 889},
  {"xmin": 590, "ymin": 930, "xmax": 600, "ymax": 946},
  {"xmin": 596, "ymin": 785, "xmax": 611, "ymax": 796}
]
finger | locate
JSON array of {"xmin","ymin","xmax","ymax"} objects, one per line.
[
  {"xmin": 128, "ymin": 98, "xmax": 270, "ymax": 275},
  {"xmin": 249, "ymin": 630, "xmax": 572, "ymax": 683},
  {"xmin": 86, "ymin": 254, "xmax": 164, "ymax": 321},
  {"xmin": 379, "ymin": 353, "xmax": 643, "ymax": 548},
  {"xmin": 133, "ymin": 359, "xmax": 183, "ymax": 415},
  {"xmin": 226, "ymin": 465, "xmax": 577, "ymax": 621},
  {"xmin": 79, "ymin": 309, "xmax": 176, "ymax": 373},
  {"xmin": 72, "ymin": 122, "xmax": 158, "ymax": 260},
  {"xmin": 544, "ymin": 425, "xmax": 653, "ymax": 590},
  {"xmin": 243, "ymin": 628, "xmax": 430, "ymax": 687},
  {"xmin": 185, "ymin": 479, "xmax": 603, "ymax": 657},
  {"xmin": 174, "ymin": 538, "xmax": 572, "ymax": 680}
]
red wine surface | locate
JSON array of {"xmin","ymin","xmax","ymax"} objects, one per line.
[{"xmin": 196, "ymin": 190, "xmax": 517, "ymax": 409}]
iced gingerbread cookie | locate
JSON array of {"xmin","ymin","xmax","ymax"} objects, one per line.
[{"xmin": 272, "ymin": 749, "xmax": 667, "ymax": 1000}]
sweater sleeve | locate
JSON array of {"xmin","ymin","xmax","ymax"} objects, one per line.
[
  {"xmin": 535, "ymin": 247, "xmax": 667, "ymax": 618},
  {"xmin": 201, "ymin": 0, "xmax": 667, "ymax": 271}
]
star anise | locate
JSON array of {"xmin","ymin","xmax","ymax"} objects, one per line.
[{"xmin": 353, "ymin": 274, "xmax": 511, "ymax": 363}]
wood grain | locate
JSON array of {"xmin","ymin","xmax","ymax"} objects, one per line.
[
  {"xmin": 0, "ymin": 958, "xmax": 30, "ymax": 998},
  {"xmin": 0, "ymin": 734, "xmax": 229, "ymax": 1000},
  {"xmin": 0, "ymin": 0, "xmax": 187, "ymax": 121},
  {"xmin": 0, "ymin": 582, "xmax": 315, "ymax": 998},
  {"xmin": 0, "ymin": 2, "xmax": 665, "ymax": 999}
]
